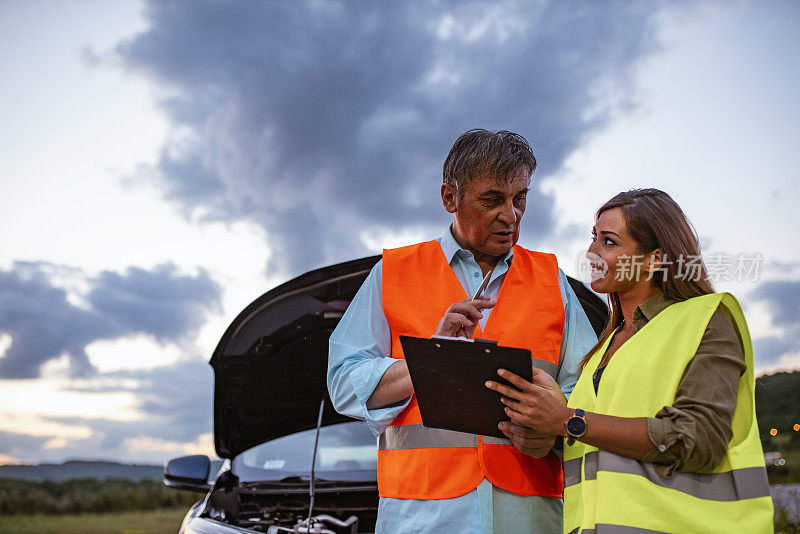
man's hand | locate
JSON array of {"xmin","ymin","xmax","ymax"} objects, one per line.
[
  {"xmin": 498, "ymin": 422, "xmax": 557, "ymax": 458},
  {"xmin": 434, "ymin": 296, "xmax": 495, "ymax": 338},
  {"xmin": 528, "ymin": 366, "xmax": 567, "ymax": 405}
]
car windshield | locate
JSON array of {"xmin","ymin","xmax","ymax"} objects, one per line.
[{"xmin": 232, "ymin": 421, "xmax": 377, "ymax": 483}]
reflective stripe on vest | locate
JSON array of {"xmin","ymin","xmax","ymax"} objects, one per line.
[
  {"xmin": 564, "ymin": 450, "xmax": 770, "ymax": 501},
  {"xmin": 533, "ymin": 358, "xmax": 559, "ymax": 378},
  {"xmin": 379, "ymin": 424, "xmax": 477, "ymax": 450},
  {"xmin": 379, "ymin": 240, "xmax": 565, "ymax": 500},
  {"xmin": 563, "ymin": 293, "xmax": 774, "ymax": 534},
  {"xmin": 569, "ymin": 526, "xmax": 669, "ymax": 534}
]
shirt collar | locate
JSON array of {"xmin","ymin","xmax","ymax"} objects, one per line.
[
  {"xmin": 441, "ymin": 225, "xmax": 514, "ymax": 266},
  {"xmin": 632, "ymin": 292, "xmax": 674, "ymax": 331}
]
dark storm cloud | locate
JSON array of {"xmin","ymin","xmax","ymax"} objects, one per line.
[
  {"xmin": 116, "ymin": 0, "xmax": 664, "ymax": 274},
  {"xmin": 0, "ymin": 262, "xmax": 220, "ymax": 379},
  {"xmin": 0, "ymin": 360, "xmax": 214, "ymax": 464},
  {"xmin": 88, "ymin": 264, "xmax": 221, "ymax": 344},
  {"xmin": 63, "ymin": 358, "xmax": 214, "ymax": 446},
  {"xmin": 0, "ymin": 430, "xmax": 50, "ymax": 459},
  {"xmin": 752, "ymin": 336, "xmax": 794, "ymax": 366},
  {"xmin": 751, "ymin": 280, "xmax": 800, "ymax": 328},
  {"xmin": 749, "ymin": 279, "xmax": 800, "ymax": 365}
]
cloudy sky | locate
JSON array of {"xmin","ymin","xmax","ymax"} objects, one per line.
[{"xmin": 1, "ymin": 0, "xmax": 798, "ymax": 465}]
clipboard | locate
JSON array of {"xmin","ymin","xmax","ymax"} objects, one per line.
[{"xmin": 400, "ymin": 335, "xmax": 532, "ymax": 438}]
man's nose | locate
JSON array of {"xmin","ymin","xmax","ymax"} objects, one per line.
[{"xmin": 497, "ymin": 200, "xmax": 517, "ymax": 225}]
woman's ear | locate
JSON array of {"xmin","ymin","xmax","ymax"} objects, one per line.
[{"xmin": 645, "ymin": 248, "xmax": 665, "ymax": 280}]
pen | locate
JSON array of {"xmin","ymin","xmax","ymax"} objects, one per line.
[{"xmin": 472, "ymin": 270, "xmax": 493, "ymax": 300}]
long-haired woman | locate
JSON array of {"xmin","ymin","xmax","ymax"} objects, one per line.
[{"xmin": 487, "ymin": 188, "xmax": 773, "ymax": 533}]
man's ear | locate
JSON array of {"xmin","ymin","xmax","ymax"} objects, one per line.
[{"xmin": 441, "ymin": 183, "xmax": 458, "ymax": 213}]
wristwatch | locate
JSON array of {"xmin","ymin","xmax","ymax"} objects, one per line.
[{"xmin": 565, "ymin": 408, "xmax": 587, "ymax": 446}]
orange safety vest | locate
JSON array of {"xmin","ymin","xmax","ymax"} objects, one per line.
[{"xmin": 378, "ymin": 240, "xmax": 565, "ymax": 500}]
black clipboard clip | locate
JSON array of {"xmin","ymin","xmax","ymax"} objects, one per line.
[{"xmin": 429, "ymin": 334, "xmax": 497, "ymax": 345}]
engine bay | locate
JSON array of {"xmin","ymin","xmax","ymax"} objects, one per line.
[{"xmin": 201, "ymin": 471, "xmax": 378, "ymax": 533}]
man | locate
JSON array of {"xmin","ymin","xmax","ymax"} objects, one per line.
[{"xmin": 327, "ymin": 129, "xmax": 597, "ymax": 533}]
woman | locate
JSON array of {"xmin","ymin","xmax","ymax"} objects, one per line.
[{"xmin": 486, "ymin": 189, "xmax": 773, "ymax": 533}]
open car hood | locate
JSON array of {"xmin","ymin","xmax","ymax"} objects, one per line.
[{"xmin": 211, "ymin": 255, "xmax": 608, "ymax": 459}]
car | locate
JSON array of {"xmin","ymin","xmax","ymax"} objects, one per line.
[
  {"xmin": 765, "ymin": 451, "xmax": 786, "ymax": 468},
  {"xmin": 163, "ymin": 255, "xmax": 608, "ymax": 534}
]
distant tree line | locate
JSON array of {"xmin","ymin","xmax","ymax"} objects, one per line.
[
  {"xmin": 756, "ymin": 371, "xmax": 800, "ymax": 451},
  {"xmin": 0, "ymin": 477, "xmax": 197, "ymax": 515},
  {"xmin": 756, "ymin": 371, "xmax": 800, "ymax": 485}
]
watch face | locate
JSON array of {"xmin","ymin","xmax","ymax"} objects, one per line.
[{"xmin": 566, "ymin": 416, "xmax": 587, "ymax": 437}]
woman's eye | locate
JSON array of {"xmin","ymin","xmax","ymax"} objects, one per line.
[{"xmin": 604, "ymin": 238, "xmax": 616, "ymax": 246}]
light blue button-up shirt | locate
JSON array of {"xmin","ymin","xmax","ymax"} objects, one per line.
[{"xmin": 327, "ymin": 229, "xmax": 598, "ymax": 534}]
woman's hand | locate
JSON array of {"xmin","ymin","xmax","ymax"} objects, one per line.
[
  {"xmin": 490, "ymin": 369, "xmax": 667, "ymax": 461},
  {"xmin": 486, "ymin": 367, "xmax": 571, "ymax": 437},
  {"xmin": 434, "ymin": 296, "xmax": 495, "ymax": 338}
]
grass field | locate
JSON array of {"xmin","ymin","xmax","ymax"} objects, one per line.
[{"xmin": 0, "ymin": 507, "xmax": 186, "ymax": 534}]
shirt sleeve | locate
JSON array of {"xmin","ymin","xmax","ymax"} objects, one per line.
[
  {"xmin": 327, "ymin": 260, "xmax": 412, "ymax": 437},
  {"xmin": 555, "ymin": 269, "xmax": 598, "ymax": 398},
  {"xmin": 642, "ymin": 304, "xmax": 746, "ymax": 477}
]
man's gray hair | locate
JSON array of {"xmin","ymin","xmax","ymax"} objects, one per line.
[{"xmin": 443, "ymin": 129, "xmax": 536, "ymax": 198}]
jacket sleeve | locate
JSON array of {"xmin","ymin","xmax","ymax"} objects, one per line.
[
  {"xmin": 643, "ymin": 304, "xmax": 746, "ymax": 477},
  {"xmin": 327, "ymin": 260, "xmax": 412, "ymax": 437}
]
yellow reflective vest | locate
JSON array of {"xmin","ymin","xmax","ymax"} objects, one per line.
[{"xmin": 564, "ymin": 293, "xmax": 774, "ymax": 534}]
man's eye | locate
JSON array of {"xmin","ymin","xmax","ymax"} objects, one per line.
[
  {"xmin": 513, "ymin": 195, "xmax": 526, "ymax": 206},
  {"xmin": 481, "ymin": 197, "xmax": 503, "ymax": 206}
]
